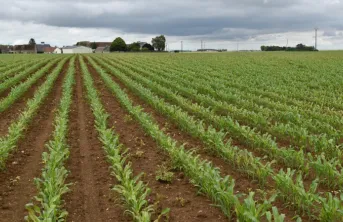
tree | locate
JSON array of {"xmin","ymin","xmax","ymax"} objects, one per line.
[
  {"xmin": 29, "ymin": 38, "xmax": 36, "ymax": 45},
  {"xmin": 76, "ymin": 41, "xmax": 90, "ymax": 47},
  {"xmin": 152, "ymin": 35, "xmax": 166, "ymax": 51},
  {"xmin": 142, "ymin": 43, "xmax": 154, "ymax": 51},
  {"xmin": 296, "ymin": 43, "xmax": 305, "ymax": 50},
  {"xmin": 91, "ymin": 42, "xmax": 97, "ymax": 50},
  {"xmin": 128, "ymin": 42, "xmax": 141, "ymax": 52},
  {"xmin": 110, "ymin": 37, "xmax": 127, "ymax": 52}
]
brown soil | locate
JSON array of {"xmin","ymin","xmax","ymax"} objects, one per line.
[
  {"xmin": 0, "ymin": 61, "xmax": 59, "ymax": 136},
  {"xmin": 90, "ymin": 57, "xmax": 301, "ymax": 221},
  {"xmin": 63, "ymin": 58, "xmax": 129, "ymax": 222},
  {"xmin": 0, "ymin": 60, "xmax": 69, "ymax": 222},
  {"xmin": 85, "ymin": 57, "xmax": 228, "ymax": 222}
]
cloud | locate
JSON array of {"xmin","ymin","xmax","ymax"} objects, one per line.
[{"xmin": 0, "ymin": 0, "xmax": 342, "ymax": 49}]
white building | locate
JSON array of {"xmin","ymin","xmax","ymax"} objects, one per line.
[
  {"xmin": 54, "ymin": 46, "xmax": 93, "ymax": 54},
  {"xmin": 54, "ymin": 48, "xmax": 62, "ymax": 54}
]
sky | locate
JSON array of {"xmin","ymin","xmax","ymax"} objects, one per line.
[{"xmin": 0, "ymin": 0, "xmax": 342, "ymax": 50}]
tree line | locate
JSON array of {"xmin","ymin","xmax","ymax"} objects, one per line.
[
  {"xmin": 261, "ymin": 43, "xmax": 318, "ymax": 51},
  {"xmin": 109, "ymin": 35, "xmax": 166, "ymax": 52}
]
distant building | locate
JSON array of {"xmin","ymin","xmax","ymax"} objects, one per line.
[
  {"xmin": 44, "ymin": 47, "xmax": 57, "ymax": 54},
  {"xmin": 54, "ymin": 48, "xmax": 62, "ymax": 54},
  {"xmin": 137, "ymin": 41, "xmax": 148, "ymax": 49},
  {"xmin": 13, "ymin": 44, "xmax": 37, "ymax": 54},
  {"xmin": 95, "ymin": 46, "xmax": 110, "ymax": 53},
  {"xmin": 94, "ymin": 42, "xmax": 111, "ymax": 47},
  {"xmin": 59, "ymin": 46, "xmax": 92, "ymax": 54},
  {"xmin": 36, "ymin": 43, "xmax": 51, "ymax": 53},
  {"xmin": 0, "ymin": 45, "xmax": 13, "ymax": 54}
]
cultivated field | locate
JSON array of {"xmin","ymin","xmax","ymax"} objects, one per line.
[{"xmin": 0, "ymin": 51, "xmax": 343, "ymax": 222}]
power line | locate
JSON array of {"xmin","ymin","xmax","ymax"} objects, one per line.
[{"xmin": 314, "ymin": 28, "xmax": 319, "ymax": 50}]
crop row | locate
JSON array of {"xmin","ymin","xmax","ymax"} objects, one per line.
[
  {"xmin": 109, "ymin": 56, "xmax": 342, "ymax": 154},
  {"xmin": 134, "ymin": 54, "xmax": 343, "ymax": 112},
  {"xmin": 98, "ymin": 56, "xmax": 343, "ymax": 190},
  {"xmin": 0, "ymin": 58, "xmax": 54, "ymax": 94},
  {"xmin": 123, "ymin": 55, "xmax": 343, "ymax": 131},
  {"xmin": 0, "ymin": 59, "xmax": 43, "ymax": 81},
  {"xmin": 26, "ymin": 57, "xmax": 75, "ymax": 221},
  {"xmin": 0, "ymin": 57, "xmax": 69, "ymax": 168},
  {"xmin": 85, "ymin": 56, "xmax": 286, "ymax": 221},
  {"xmin": 80, "ymin": 56, "xmax": 156, "ymax": 221},
  {"xmin": 89, "ymin": 55, "xmax": 343, "ymax": 221},
  {"xmin": 0, "ymin": 57, "xmax": 62, "ymax": 112},
  {"xmin": 118, "ymin": 56, "xmax": 342, "ymax": 135}
]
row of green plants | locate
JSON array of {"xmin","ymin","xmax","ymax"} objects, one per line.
[
  {"xmin": 0, "ymin": 58, "xmax": 53, "ymax": 94},
  {"xmin": 134, "ymin": 54, "xmax": 343, "ymax": 113},
  {"xmin": 123, "ymin": 55, "xmax": 343, "ymax": 132},
  {"xmin": 25, "ymin": 57, "xmax": 75, "ymax": 221},
  {"xmin": 80, "ymin": 56, "xmax": 155, "ymax": 221},
  {"xmin": 0, "ymin": 57, "xmax": 62, "ymax": 112},
  {"xmin": 0, "ymin": 57, "xmax": 69, "ymax": 169},
  {"xmin": 98, "ymin": 56, "xmax": 343, "ymax": 189},
  {"xmin": 108, "ymin": 56, "xmax": 342, "ymax": 153},
  {"xmin": 89, "ymin": 56, "xmax": 343, "ymax": 221},
  {"xmin": 84, "ymin": 56, "xmax": 286, "ymax": 221},
  {"xmin": 0, "ymin": 58, "xmax": 42, "ymax": 81},
  {"xmin": 117, "ymin": 56, "xmax": 342, "ymax": 140}
]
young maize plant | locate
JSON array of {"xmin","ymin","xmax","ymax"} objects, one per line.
[
  {"xmin": 0, "ymin": 57, "xmax": 62, "ymax": 112},
  {"xmin": 84, "ymin": 56, "xmax": 284, "ymax": 221},
  {"xmin": 273, "ymin": 169, "xmax": 321, "ymax": 218},
  {"xmin": 234, "ymin": 192, "xmax": 278, "ymax": 222},
  {"xmin": 25, "ymin": 57, "xmax": 75, "ymax": 222},
  {"xmin": 319, "ymin": 193, "xmax": 343, "ymax": 221},
  {"xmin": 91, "ymin": 55, "xmax": 343, "ymax": 220},
  {"xmin": 0, "ymin": 57, "xmax": 69, "ymax": 169},
  {"xmin": 80, "ymin": 57, "xmax": 154, "ymax": 221}
]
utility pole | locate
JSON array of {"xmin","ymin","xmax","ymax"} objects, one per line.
[
  {"xmin": 314, "ymin": 28, "xmax": 318, "ymax": 50},
  {"xmin": 201, "ymin": 40, "xmax": 203, "ymax": 50},
  {"xmin": 286, "ymin": 38, "xmax": 288, "ymax": 47},
  {"xmin": 181, "ymin": 41, "xmax": 183, "ymax": 52},
  {"xmin": 237, "ymin": 42, "xmax": 239, "ymax": 52}
]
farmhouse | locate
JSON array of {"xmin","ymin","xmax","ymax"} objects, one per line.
[
  {"xmin": 59, "ymin": 46, "xmax": 92, "ymax": 54},
  {"xmin": 95, "ymin": 42, "xmax": 111, "ymax": 47},
  {"xmin": 44, "ymin": 47, "xmax": 57, "ymax": 54},
  {"xmin": 0, "ymin": 45, "xmax": 13, "ymax": 54},
  {"xmin": 95, "ymin": 46, "xmax": 110, "ymax": 53},
  {"xmin": 13, "ymin": 44, "xmax": 37, "ymax": 54},
  {"xmin": 36, "ymin": 43, "xmax": 51, "ymax": 53},
  {"xmin": 137, "ymin": 41, "xmax": 148, "ymax": 49},
  {"xmin": 53, "ymin": 48, "xmax": 62, "ymax": 54}
]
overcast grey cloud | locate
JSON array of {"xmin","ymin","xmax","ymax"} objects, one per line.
[{"xmin": 0, "ymin": 0, "xmax": 342, "ymax": 50}]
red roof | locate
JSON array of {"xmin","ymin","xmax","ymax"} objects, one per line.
[{"xmin": 44, "ymin": 47, "xmax": 57, "ymax": 53}]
